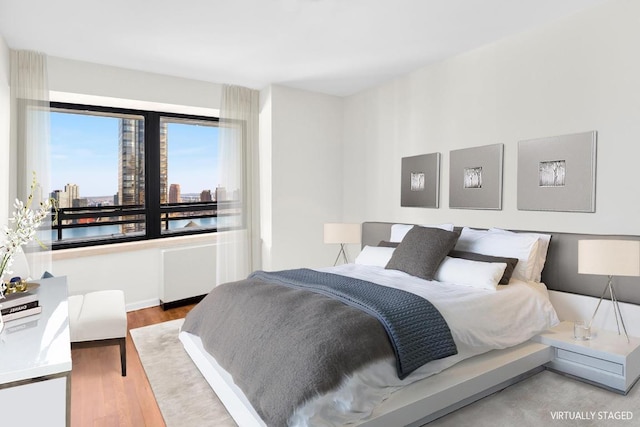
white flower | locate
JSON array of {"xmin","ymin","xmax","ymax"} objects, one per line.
[{"xmin": 0, "ymin": 173, "xmax": 52, "ymax": 299}]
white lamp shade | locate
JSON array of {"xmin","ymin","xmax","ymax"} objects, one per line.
[
  {"xmin": 323, "ymin": 223, "xmax": 361, "ymax": 244},
  {"xmin": 578, "ymin": 240, "xmax": 640, "ymax": 277}
]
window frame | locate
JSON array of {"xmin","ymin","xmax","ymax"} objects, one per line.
[{"xmin": 49, "ymin": 101, "xmax": 223, "ymax": 250}]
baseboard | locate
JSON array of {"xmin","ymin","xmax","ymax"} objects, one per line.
[
  {"xmin": 125, "ymin": 298, "xmax": 160, "ymax": 312},
  {"xmin": 124, "ymin": 294, "xmax": 206, "ymax": 312},
  {"xmin": 160, "ymin": 294, "xmax": 206, "ymax": 310}
]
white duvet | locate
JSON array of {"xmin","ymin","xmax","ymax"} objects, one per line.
[{"xmin": 288, "ymin": 263, "xmax": 559, "ymax": 426}]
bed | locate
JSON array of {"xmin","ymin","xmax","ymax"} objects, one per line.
[{"xmin": 179, "ymin": 223, "xmax": 562, "ymax": 426}]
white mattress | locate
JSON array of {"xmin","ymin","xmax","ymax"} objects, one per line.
[{"xmin": 182, "ymin": 264, "xmax": 559, "ymax": 426}]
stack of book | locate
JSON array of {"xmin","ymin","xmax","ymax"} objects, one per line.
[{"xmin": 1, "ymin": 289, "xmax": 41, "ymax": 322}]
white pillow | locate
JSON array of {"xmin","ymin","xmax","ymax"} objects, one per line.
[
  {"xmin": 355, "ymin": 246, "xmax": 395, "ymax": 267},
  {"xmin": 454, "ymin": 228, "xmax": 539, "ymax": 282},
  {"xmin": 390, "ymin": 223, "xmax": 455, "ymax": 243},
  {"xmin": 435, "ymin": 256, "xmax": 506, "ymax": 291},
  {"xmin": 454, "ymin": 227, "xmax": 489, "ymax": 251},
  {"xmin": 489, "ymin": 228, "xmax": 551, "ymax": 282}
]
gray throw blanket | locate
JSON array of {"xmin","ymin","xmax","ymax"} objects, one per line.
[
  {"xmin": 249, "ymin": 269, "xmax": 457, "ymax": 379},
  {"xmin": 182, "ymin": 269, "xmax": 457, "ymax": 426}
]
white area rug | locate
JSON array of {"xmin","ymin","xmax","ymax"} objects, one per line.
[
  {"xmin": 132, "ymin": 319, "xmax": 640, "ymax": 427},
  {"xmin": 431, "ymin": 369, "xmax": 640, "ymax": 427},
  {"xmin": 130, "ymin": 319, "xmax": 236, "ymax": 427}
]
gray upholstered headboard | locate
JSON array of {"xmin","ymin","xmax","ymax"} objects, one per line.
[{"xmin": 361, "ymin": 222, "xmax": 640, "ymax": 305}]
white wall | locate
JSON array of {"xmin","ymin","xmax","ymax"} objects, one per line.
[
  {"xmin": 0, "ymin": 35, "xmax": 10, "ymax": 227},
  {"xmin": 258, "ymin": 86, "xmax": 274, "ymax": 268},
  {"xmin": 261, "ymin": 85, "xmax": 345, "ymax": 270},
  {"xmin": 48, "ymin": 57, "xmax": 221, "ymax": 110},
  {"xmin": 343, "ymin": 0, "xmax": 640, "ymax": 236}
]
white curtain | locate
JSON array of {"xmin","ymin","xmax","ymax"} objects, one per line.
[
  {"xmin": 9, "ymin": 50, "xmax": 51, "ymax": 277},
  {"xmin": 215, "ymin": 85, "xmax": 261, "ymax": 285}
]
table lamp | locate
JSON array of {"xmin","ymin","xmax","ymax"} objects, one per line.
[
  {"xmin": 323, "ymin": 223, "xmax": 361, "ymax": 266},
  {"xmin": 578, "ymin": 239, "xmax": 640, "ymax": 342}
]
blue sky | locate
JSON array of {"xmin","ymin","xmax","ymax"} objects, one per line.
[
  {"xmin": 51, "ymin": 111, "xmax": 219, "ymax": 197},
  {"xmin": 165, "ymin": 121, "xmax": 220, "ymax": 194}
]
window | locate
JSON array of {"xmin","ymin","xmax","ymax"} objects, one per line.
[{"xmin": 49, "ymin": 102, "xmax": 235, "ymax": 249}]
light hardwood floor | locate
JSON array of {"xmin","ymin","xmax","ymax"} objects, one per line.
[{"xmin": 70, "ymin": 304, "xmax": 195, "ymax": 427}]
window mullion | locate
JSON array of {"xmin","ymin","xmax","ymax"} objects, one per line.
[{"xmin": 145, "ymin": 112, "xmax": 162, "ymax": 239}]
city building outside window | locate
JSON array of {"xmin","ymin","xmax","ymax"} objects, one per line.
[{"xmin": 49, "ymin": 102, "xmax": 238, "ymax": 249}]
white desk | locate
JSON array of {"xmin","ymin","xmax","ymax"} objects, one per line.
[{"xmin": 0, "ymin": 276, "xmax": 71, "ymax": 426}]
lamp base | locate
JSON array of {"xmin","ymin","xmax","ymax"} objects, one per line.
[
  {"xmin": 590, "ymin": 275, "xmax": 629, "ymax": 343},
  {"xmin": 333, "ymin": 243, "xmax": 349, "ymax": 266}
]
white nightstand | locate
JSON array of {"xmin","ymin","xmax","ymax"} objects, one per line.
[{"xmin": 532, "ymin": 321, "xmax": 640, "ymax": 394}]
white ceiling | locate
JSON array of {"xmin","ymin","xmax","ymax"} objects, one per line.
[{"xmin": 0, "ymin": 0, "xmax": 606, "ymax": 97}]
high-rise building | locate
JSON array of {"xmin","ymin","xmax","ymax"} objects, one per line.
[
  {"xmin": 118, "ymin": 119, "xmax": 168, "ymax": 232},
  {"xmin": 118, "ymin": 119, "xmax": 145, "ymax": 207},
  {"xmin": 52, "ymin": 184, "xmax": 79, "ymax": 210},
  {"xmin": 159, "ymin": 123, "xmax": 168, "ymax": 204},
  {"xmin": 200, "ymin": 189, "xmax": 212, "ymax": 202},
  {"xmin": 169, "ymin": 184, "xmax": 181, "ymax": 203},
  {"xmin": 73, "ymin": 198, "xmax": 88, "ymax": 208},
  {"xmin": 51, "ymin": 189, "xmax": 72, "ymax": 225},
  {"xmin": 51, "ymin": 189, "xmax": 71, "ymax": 209},
  {"xmin": 65, "ymin": 183, "xmax": 79, "ymax": 202},
  {"xmin": 215, "ymin": 185, "xmax": 227, "ymax": 202}
]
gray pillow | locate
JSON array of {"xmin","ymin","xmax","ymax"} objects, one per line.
[
  {"xmin": 385, "ymin": 227, "xmax": 460, "ymax": 280},
  {"xmin": 448, "ymin": 250, "xmax": 519, "ymax": 285},
  {"xmin": 377, "ymin": 240, "xmax": 399, "ymax": 248}
]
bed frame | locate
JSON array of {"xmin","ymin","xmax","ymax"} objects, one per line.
[
  {"xmin": 179, "ymin": 332, "xmax": 551, "ymax": 426},
  {"xmin": 179, "ymin": 222, "xmax": 640, "ymax": 426}
]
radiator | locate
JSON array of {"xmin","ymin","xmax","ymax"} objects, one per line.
[{"xmin": 160, "ymin": 244, "xmax": 217, "ymax": 307}]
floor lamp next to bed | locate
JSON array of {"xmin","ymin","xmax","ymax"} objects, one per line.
[
  {"xmin": 578, "ymin": 239, "xmax": 640, "ymax": 343},
  {"xmin": 324, "ymin": 223, "xmax": 361, "ymax": 266}
]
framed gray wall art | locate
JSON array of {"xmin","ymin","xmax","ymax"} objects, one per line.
[
  {"xmin": 401, "ymin": 153, "xmax": 440, "ymax": 208},
  {"xmin": 517, "ymin": 130, "xmax": 597, "ymax": 212},
  {"xmin": 449, "ymin": 143, "xmax": 504, "ymax": 210}
]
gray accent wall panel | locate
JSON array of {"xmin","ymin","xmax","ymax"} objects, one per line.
[{"xmin": 361, "ymin": 222, "xmax": 640, "ymax": 306}]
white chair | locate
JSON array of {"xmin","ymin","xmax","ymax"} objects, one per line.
[{"xmin": 68, "ymin": 290, "xmax": 128, "ymax": 376}]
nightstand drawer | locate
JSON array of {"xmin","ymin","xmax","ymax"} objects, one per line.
[{"xmin": 557, "ymin": 348, "xmax": 624, "ymax": 375}]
